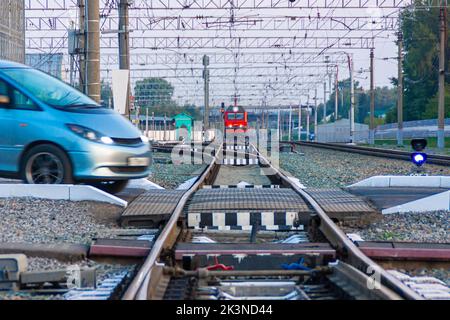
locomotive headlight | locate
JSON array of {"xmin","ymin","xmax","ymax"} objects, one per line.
[
  {"xmin": 239, "ymin": 124, "xmax": 243, "ymax": 128},
  {"xmin": 228, "ymin": 125, "xmax": 233, "ymax": 128}
]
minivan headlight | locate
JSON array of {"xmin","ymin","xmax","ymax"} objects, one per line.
[{"xmin": 66, "ymin": 124, "xmax": 113, "ymax": 145}]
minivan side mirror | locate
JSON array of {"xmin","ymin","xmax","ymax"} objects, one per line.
[{"xmin": 0, "ymin": 95, "xmax": 10, "ymax": 105}]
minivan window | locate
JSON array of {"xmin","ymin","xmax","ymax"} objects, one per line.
[
  {"xmin": 11, "ymin": 89, "xmax": 39, "ymax": 110},
  {"xmin": 0, "ymin": 79, "xmax": 38, "ymax": 110},
  {"xmin": 0, "ymin": 68, "xmax": 101, "ymax": 109},
  {"xmin": 0, "ymin": 80, "xmax": 7, "ymax": 96}
]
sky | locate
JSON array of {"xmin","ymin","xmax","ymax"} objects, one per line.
[{"xmin": 24, "ymin": 0, "xmax": 403, "ymax": 107}]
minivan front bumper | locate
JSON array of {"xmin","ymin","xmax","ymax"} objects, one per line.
[{"xmin": 69, "ymin": 142, "xmax": 152, "ymax": 181}]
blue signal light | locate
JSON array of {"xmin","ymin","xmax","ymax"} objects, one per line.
[{"xmin": 411, "ymin": 152, "xmax": 427, "ymax": 166}]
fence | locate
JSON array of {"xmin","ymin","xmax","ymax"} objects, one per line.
[
  {"xmin": 375, "ymin": 118, "xmax": 450, "ymax": 139},
  {"xmin": 317, "ymin": 119, "xmax": 369, "ymax": 143},
  {"xmin": 146, "ymin": 129, "xmax": 216, "ymax": 142}
]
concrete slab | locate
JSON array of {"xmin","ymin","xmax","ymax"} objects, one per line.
[
  {"xmin": 127, "ymin": 178, "xmax": 164, "ymax": 190},
  {"xmin": 389, "ymin": 176, "xmax": 442, "ymax": 188},
  {"xmin": 382, "ymin": 190, "xmax": 450, "ymax": 214},
  {"xmin": 288, "ymin": 176, "xmax": 306, "ymax": 189},
  {"xmin": 440, "ymin": 176, "xmax": 450, "ymax": 188},
  {"xmin": 347, "ymin": 187, "xmax": 447, "ymax": 211},
  {"xmin": 0, "ymin": 178, "xmax": 22, "ymax": 184},
  {"xmin": 69, "ymin": 185, "xmax": 127, "ymax": 207},
  {"xmin": 177, "ymin": 176, "xmax": 198, "ymax": 190},
  {"xmin": 349, "ymin": 175, "xmax": 450, "ymax": 189},
  {"xmin": 349, "ymin": 176, "xmax": 391, "ymax": 188},
  {"xmin": 0, "ymin": 184, "xmax": 127, "ymax": 207},
  {"xmin": 0, "ymin": 184, "xmax": 70, "ymax": 199}
]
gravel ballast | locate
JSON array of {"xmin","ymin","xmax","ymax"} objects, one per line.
[
  {"xmin": 403, "ymin": 268, "xmax": 450, "ymax": 287},
  {"xmin": 0, "ymin": 198, "xmax": 123, "ymax": 244},
  {"xmin": 150, "ymin": 152, "xmax": 206, "ymax": 189},
  {"xmin": 280, "ymin": 145, "xmax": 450, "ymax": 188},
  {"xmin": 344, "ymin": 211, "xmax": 450, "ymax": 243}
]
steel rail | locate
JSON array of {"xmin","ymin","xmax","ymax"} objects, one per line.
[
  {"xmin": 254, "ymin": 145, "xmax": 423, "ymax": 300},
  {"xmin": 291, "ymin": 141, "xmax": 450, "ymax": 166},
  {"xmin": 125, "ymin": 141, "xmax": 422, "ymax": 300},
  {"xmin": 122, "ymin": 144, "xmax": 221, "ymax": 300}
]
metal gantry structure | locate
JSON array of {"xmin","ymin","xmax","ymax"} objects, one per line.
[{"xmin": 23, "ymin": 0, "xmax": 447, "ymax": 145}]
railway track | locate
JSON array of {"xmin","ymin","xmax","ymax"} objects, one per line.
[
  {"xmin": 290, "ymin": 141, "xmax": 450, "ymax": 166},
  {"xmin": 122, "ymin": 139, "xmax": 428, "ymax": 300}
]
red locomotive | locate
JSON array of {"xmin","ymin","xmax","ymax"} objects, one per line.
[{"xmin": 223, "ymin": 105, "xmax": 248, "ymax": 132}]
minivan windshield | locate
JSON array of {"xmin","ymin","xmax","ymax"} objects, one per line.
[{"xmin": 0, "ymin": 68, "xmax": 102, "ymax": 109}]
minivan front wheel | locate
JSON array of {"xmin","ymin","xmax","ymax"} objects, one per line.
[{"xmin": 22, "ymin": 144, "xmax": 73, "ymax": 184}]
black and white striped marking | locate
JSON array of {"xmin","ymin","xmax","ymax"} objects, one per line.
[
  {"xmin": 203, "ymin": 185, "xmax": 280, "ymax": 189},
  {"xmin": 222, "ymin": 158, "xmax": 259, "ymax": 165},
  {"xmin": 225, "ymin": 145, "xmax": 250, "ymax": 151},
  {"xmin": 188, "ymin": 211, "xmax": 303, "ymax": 231}
]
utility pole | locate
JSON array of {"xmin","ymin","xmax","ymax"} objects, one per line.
[
  {"xmin": 306, "ymin": 95, "xmax": 310, "ymax": 141},
  {"xmin": 437, "ymin": 4, "xmax": 447, "ymax": 149},
  {"xmin": 85, "ymin": 0, "xmax": 100, "ymax": 102},
  {"xmin": 77, "ymin": 0, "xmax": 85, "ymax": 91},
  {"xmin": 335, "ymin": 66, "xmax": 339, "ymax": 121},
  {"xmin": 323, "ymin": 80, "xmax": 327, "ymax": 122},
  {"xmin": 118, "ymin": 0, "xmax": 131, "ymax": 116},
  {"xmin": 298, "ymin": 103, "xmax": 302, "ymax": 141},
  {"xmin": 277, "ymin": 107, "xmax": 281, "ymax": 141},
  {"xmin": 288, "ymin": 105, "xmax": 292, "ymax": 141},
  {"xmin": 397, "ymin": 32, "xmax": 404, "ymax": 146},
  {"xmin": 203, "ymin": 55, "xmax": 210, "ymax": 131},
  {"xmin": 280, "ymin": 109, "xmax": 283, "ymax": 141},
  {"xmin": 369, "ymin": 48, "xmax": 375, "ymax": 145},
  {"xmin": 348, "ymin": 54, "xmax": 355, "ymax": 144},
  {"xmin": 314, "ymin": 88, "xmax": 318, "ymax": 142}
]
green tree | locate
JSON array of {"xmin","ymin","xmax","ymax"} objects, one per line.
[
  {"xmin": 357, "ymin": 86, "xmax": 397, "ymax": 123},
  {"xmin": 322, "ymin": 79, "xmax": 396, "ymax": 123},
  {"xmin": 134, "ymin": 77, "xmax": 175, "ymax": 108},
  {"xmin": 422, "ymin": 86, "xmax": 450, "ymax": 118},
  {"xmin": 133, "ymin": 77, "xmax": 203, "ymax": 119},
  {"xmin": 398, "ymin": 1, "xmax": 450, "ymax": 120}
]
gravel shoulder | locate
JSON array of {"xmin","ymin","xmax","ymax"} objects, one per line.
[
  {"xmin": 343, "ymin": 211, "xmax": 449, "ymax": 243},
  {"xmin": 0, "ymin": 198, "xmax": 124, "ymax": 244},
  {"xmin": 280, "ymin": 145, "xmax": 450, "ymax": 188}
]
